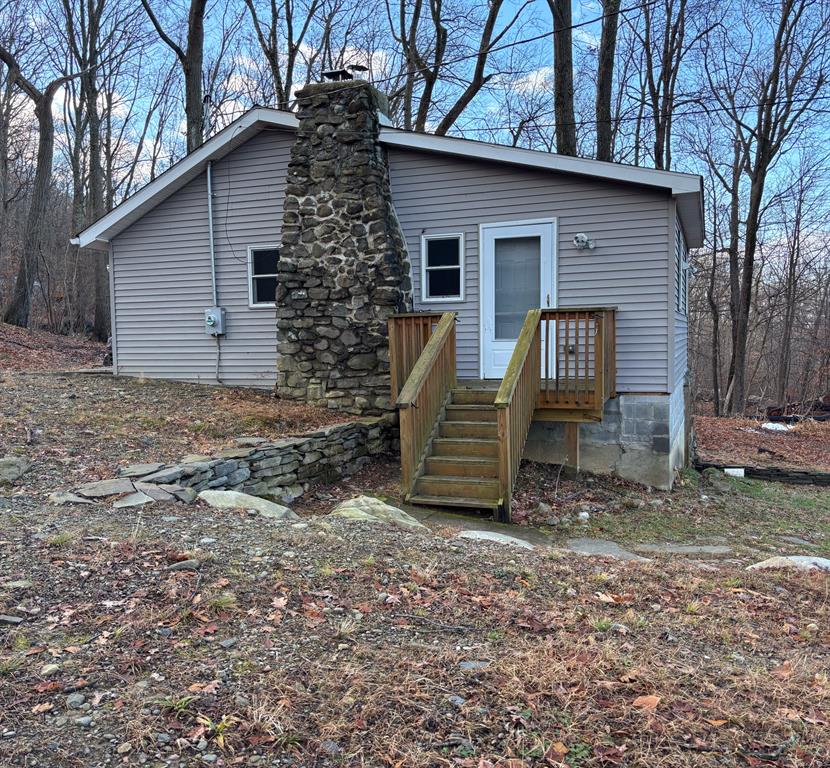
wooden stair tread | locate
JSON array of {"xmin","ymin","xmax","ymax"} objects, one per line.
[
  {"xmin": 414, "ymin": 473, "xmax": 500, "ymax": 501},
  {"xmin": 417, "ymin": 473, "xmax": 499, "ymax": 486},
  {"xmin": 407, "ymin": 494, "xmax": 501, "ymax": 511},
  {"xmin": 426, "ymin": 455, "xmax": 497, "ymax": 465}
]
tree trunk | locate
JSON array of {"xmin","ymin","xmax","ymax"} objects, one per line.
[
  {"xmin": 595, "ymin": 0, "xmax": 620, "ymax": 161},
  {"xmin": 2, "ymin": 90, "xmax": 57, "ymax": 326},
  {"xmin": 547, "ymin": 0, "xmax": 576, "ymax": 155},
  {"xmin": 141, "ymin": 0, "xmax": 207, "ymax": 153},
  {"xmin": 78, "ymin": 0, "xmax": 110, "ymax": 340}
]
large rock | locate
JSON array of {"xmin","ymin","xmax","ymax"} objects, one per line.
[
  {"xmin": 76, "ymin": 477, "xmax": 135, "ymax": 498},
  {"xmin": 701, "ymin": 467, "xmax": 735, "ymax": 495},
  {"xmin": 330, "ymin": 496, "xmax": 427, "ymax": 533},
  {"xmin": 197, "ymin": 490, "xmax": 298, "ymax": 521},
  {"xmin": 0, "ymin": 456, "xmax": 29, "ymax": 485},
  {"xmin": 747, "ymin": 555, "xmax": 830, "ymax": 572},
  {"xmin": 457, "ymin": 530, "xmax": 534, "ymax": 550}
]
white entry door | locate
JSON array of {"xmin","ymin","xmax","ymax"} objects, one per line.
[{"xmin": 480, "ymin": 220, "xmax": 555, "ymax": 379}]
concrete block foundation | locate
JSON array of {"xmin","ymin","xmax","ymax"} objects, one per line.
[{"xmin": 524, "ymin": 393, "xmax": 686, "ymax": 489}]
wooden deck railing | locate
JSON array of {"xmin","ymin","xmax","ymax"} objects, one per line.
[
  {"xmin": 387, "ymin": 312, "xmax": 446, "ymax": 402},
  {"xmin": 494, "ymin": 309, "xmax": 541, "ymax": 522},
  {"xmin": 538, "ymin": 308, "xmax": 616, "ymax": 413},
  {"xmin": 393, "ymin": 312, "xmax": 457, "ymax": 495}
]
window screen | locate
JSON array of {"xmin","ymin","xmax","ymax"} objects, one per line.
[
  {"xmin": 250, "ymin": 247, "xmax": 279, "ymax": 305},
  {"xmin": 423, "ymin": 235, "xmax": 463, "ymax": 300}
]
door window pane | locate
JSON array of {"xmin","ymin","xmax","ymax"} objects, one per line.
[{"xmin": 494, "ymin": 236, "xmax": 540, "ymax": 339}]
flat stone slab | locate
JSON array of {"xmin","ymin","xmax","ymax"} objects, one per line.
[
  {"xmin": 457, "ymin": 530, "xmax": 534, "ymax": 550},
  {"xmin": 778, "ymin": 536, "xmax": 816, "ymax": 547},
  {"xmin": 566, "ymin": 538, "xmax": 650, "ymax": 562},
  {"xmin": 330, "ymin": 496, "xmax": 427, "ymax": 533},
  {"xmin": 747, "ymin": 555, "xmax": 830, "ymax": 572},
  {"xmin": 134, "ymin": 482, "xmax": 176, "ymax": 502},
  {"xmin": 76, "ymin": 478, "xmax": 135, "ymax": 498},
  {"xmin": 633, "ymin": 543, "xmax": 732, "ymax": 556},
  {"xmin": 235, "ymin": 437, "xmax": 266, "ymax": 446},
  {"xmin": 139, "ymin": 466, "xmax": 186, "ymax": 484},
  {"xmin": 180, "ymin": 454, "xmax": 212, "ymax": 464},
  {"xmin": 0, "ymin": 456, "xmax": 29, "ymax": 485},
  {"xmin": 48, "ymin": 491, "xmax": 96, "ymax": 505},
  {"xmin": 197, "ymin": 490, "xmax": 298, "ymax": 521},
  {"xmin": 118, "ymin": 463, "xmax": 165, "ymax": 478},
  {"xmin": 113, "ymin": 491, "xmax": 155, "ymax": 509},
  {"xmin": 2, "ymin": 580, "xmax": 33, "ymax": 590}
]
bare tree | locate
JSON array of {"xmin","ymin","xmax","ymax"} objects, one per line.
[
  {"xmin": 141, "ymin": 0, "xmax": 207, "ymax": 153},
  {"xmin": 703, "ymin": 0, "xmax": 830, "ymax": 414},
  {"xmin": 546, "ymin": 0, "xmax": 576, "ymax": 155},
  {"xmin": 386, "ymin": 0, "xmax": 531, "ymax": 135},
  {"xmin": 0, "ymin": 46, "xmax": 83, "ymax": 327},
  {"xmin": 595, "ymin": 0, "xmax": 620, "ymax": 161},
  {"xmin": 244, "ymin": 0, "xmax": 322, "ymax": 110}
]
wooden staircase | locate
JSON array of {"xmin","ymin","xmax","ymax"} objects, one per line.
[
  {"xmin": 409, "ymin": 385, "xmax": 501, "ymax": 511},
  {"xmin": 388, "ymin": 308, "xmax": 617, "ymax": 522}
]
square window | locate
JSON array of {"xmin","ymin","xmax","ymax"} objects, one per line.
[
  {"xmin": 249, "ymin": 246, "xmax": 279, "ymax": 306},
  {"xmin": 422, "ymin": 234, "xmax": 463, "ymax": 301}
]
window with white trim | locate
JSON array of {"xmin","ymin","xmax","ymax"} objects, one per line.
[
  {"xmin": 248, "ymin": 246, "xmax": 279, "ymax": 306},
  {"xmin": 421, "ymin": 234, "xmax": 464, "ymax": 302}
]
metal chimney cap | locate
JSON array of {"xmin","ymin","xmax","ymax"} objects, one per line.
[{"xmin": 321, "ymin": 68, "xmax": 353, "ymax": 82}]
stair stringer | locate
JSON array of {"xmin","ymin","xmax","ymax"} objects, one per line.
[{"xmin": 403, "ymin": 389, "xmax": 453, "ymax": 502}]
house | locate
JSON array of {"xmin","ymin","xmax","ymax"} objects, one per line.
[{"xmin": 74, "ymin": 80, "xmax": 703, "ymax": 511}]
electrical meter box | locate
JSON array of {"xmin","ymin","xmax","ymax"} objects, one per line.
[{"xmin": 204, "ymin": 307, "xmax": 226, "ymax": 336}]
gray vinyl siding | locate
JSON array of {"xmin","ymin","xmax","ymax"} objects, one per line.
[
  {"xmin": 111, "ymin": 130, "xmax": 677, "ymax": 393},
  {"xmin": 111, "ymin": 129, "xmax": 292, "ymax": 386},
  {"xmin": 387, "ymin": 147, "xmax": 672, "ymax": 392},
  {"xmin": 673, "ymin": 216, "xmax": 689, "ymax": 389}
]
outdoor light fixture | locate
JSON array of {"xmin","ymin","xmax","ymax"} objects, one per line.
[{"xmin": 572, "ymin": 232, "xmax": 595, "ymax": 250}]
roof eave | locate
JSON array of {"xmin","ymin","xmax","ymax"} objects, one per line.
[
  {"xmin": 75, "ymin": 108, "xmax": 299, "ymax": 250},
  {"xmin": 75, "ymin": 106, "xmax": 705, "ymax": 250}
]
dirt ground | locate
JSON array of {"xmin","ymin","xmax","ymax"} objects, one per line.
[
  {"xmin": 2, "ymin": 371, "xmax": 829, "ymax": 767},
  {"xmin": 695, "ymin": 416, "xmax": 830, "ymax": 474},
  {"xmin": 0, "ymin": 323, "xmax": 107, "ymax": 372}
]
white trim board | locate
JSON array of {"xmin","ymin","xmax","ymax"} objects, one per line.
[
  {"xmin": 73, "ymin": 105, "xmax": 704, "ymax": 251},
  {"xmin": 247, "ymin": 244, "xmax": 280, "ymax": 308},
  {"xmin": 479, "ymin": 218, "xmax": 557, "ymax": 379},
  {"xmin": 420, "ymin": 232, "xmax": 465, "ymax": 303}
]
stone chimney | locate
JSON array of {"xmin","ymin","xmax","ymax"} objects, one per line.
[{"xmin": 275, "ymin": 80, "xmax": 412, "ymax": 415}]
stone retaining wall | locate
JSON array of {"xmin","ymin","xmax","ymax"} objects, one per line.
[{"xmin": 118, "ymin": 416, "xmax": 397, "ymax": 504}]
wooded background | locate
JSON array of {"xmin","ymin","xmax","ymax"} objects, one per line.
[{"xmin": 0, "ymin": 0, "xmax": 828, "ymax": 416}]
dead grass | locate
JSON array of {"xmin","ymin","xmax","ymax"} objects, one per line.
[
  {"xmin": 2, "ymin": 511, "xmax": 827, "ymax": 767},
  {"xmin": 695, "ymin": 415, "xmax": 830, "ymax": 473},
  {"xmin": 0, "ymin": 322, "xmax": 106, "ymax": 371}
]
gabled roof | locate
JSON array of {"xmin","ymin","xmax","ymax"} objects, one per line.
[{"xmin": 74, "ymin": 106, "xmax": 704, "ymax": 250}]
